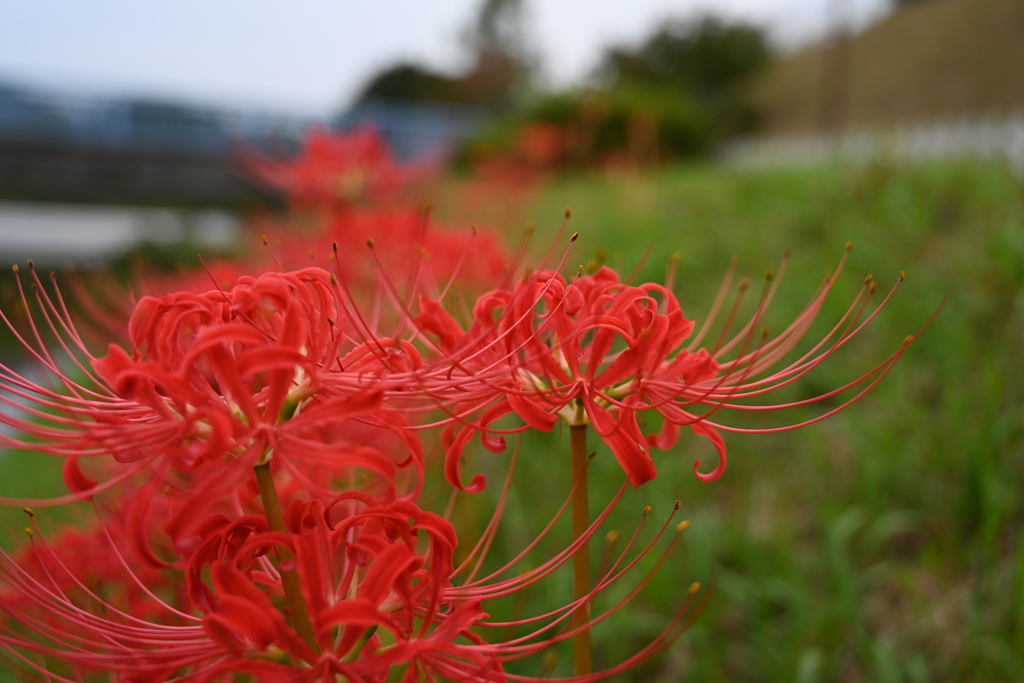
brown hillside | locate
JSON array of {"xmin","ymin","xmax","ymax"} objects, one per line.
[{"xmin": 748, "ymin": 0, "xmax": 1024, "ymax": 134}]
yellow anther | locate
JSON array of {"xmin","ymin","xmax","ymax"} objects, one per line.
[
  {"xmin": 564, "ymin": 207, "xmax": 572, "ymax": 219},
  {"xmin": 525, "ymin": 221, "xmax": 537, "ymax": 234},
  {"xmin": 330, "ymin": 274, "xmax": 338, "ymax": 284},
  {"xmin": 471, "ymin": 224, "xmax": 478, "ymax": 235},
  {"xmin": 23, "ymin": 508, "xmax": 34, "ymax": 517},
  {"xmin": 24, "ymin": 527, "xmax": 33, "ymax": 538},
  {"xmin": 676, "ymin": 520, "xmax": 690, "ymax": 532},
  {"xmin": 642, "ymin": 505, "xmax": 652, "ymax": 516},
  {"xmin": 738, "ymin": 278, "xmax": 751, "ymax": 292},
  {"xmin": 327, "ymin": 317, "xmax": 335, "ymax": 326},
  {"xmin": 765, "ymin": 269, "xmax": 774, "ymax": 281},
  {"xmin": 570, "ymin": 232, "xmax": 579, "ymax": 243},
  {"xmin": 11, "ymin": 264, "xmax": 18, "ymax": 274},
  {"xmin": 864, "ymin": 274, "xmax": 873, "ymax": 284},
  {"xmin": 688, "ymin": 581, "xmax": 701, "ymax": 595},
  {"xmin": 605, "ymin": 530, "xmax": 620, "ymax": 544},
  {"xmin": 332, "ymin": 241, "xmax": 339, "ymax": 253},
  {"xmin": 674, "ymin": 500, "xmax": 681, "ymax": 510},
  {"xmin": 899, "ymin": 270, "xmax": 905, "ymax": 281},
  {"xmin": 261, "ymin": 235, "xmax": 268, "ymax": 245},
  {"xmin": 49, "ymin": 271, "xmax": 56, "ymax": 279},
  {"xmin": 730, "ymin": 255, "xmax": 739, "ymax": 264},
  {"xmin": 845, "ymin": 241, "xmax": 853, "ymax": 251},
  {"xmin": 903, "ymin": 335, "xmax": 914, "ymax": 345},
  {"xmin": 577, "ymin": 265, "xmax": 584, "ymax": 277},
  {"xmin": 761, "ymin": 324, "xmax": 770, "ymax": 338},
  {"xmin": 366, "ymin": 238, "xmax": 376, "ymax": 248},
  {"xmin": 26, "ymin": 260, "xmax": 33, "ymax": 269}
]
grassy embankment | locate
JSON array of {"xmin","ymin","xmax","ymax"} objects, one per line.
[
  {"xmin": 435, "ymin": 158, "xmax": 1024, "ymax": 682},
  {"xmin": 0, "ymin": 158, "xmax": 1020, "ymax": 682}
]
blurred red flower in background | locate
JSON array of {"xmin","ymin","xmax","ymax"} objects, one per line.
[{"xmin": 240, "ymin": 127, "xmax": 426, "ymax": 209}]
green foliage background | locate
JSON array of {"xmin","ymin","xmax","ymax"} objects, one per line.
[
  {"xmin": 0, "ymin": 158, "xmax": 1021, "ymax": 681},
  {"xmin": 435, "ymin": 158, "xmax": 1024, "ymax": 682}
]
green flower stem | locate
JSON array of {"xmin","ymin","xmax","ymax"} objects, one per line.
[
  {"xmin": 253, "ymin": 461, "xmax": 320, "ymax": 655},
  {"xmin": 343, "ymin": 624, "xmax": 379, "ymax": 662},
  {"xmin": 570, "ymin": 424, "xmax": 592, "ymax": 676}
]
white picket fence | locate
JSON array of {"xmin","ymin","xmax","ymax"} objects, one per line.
[{"xmin": 722, "ymin": 114, "xmax": 1024, "ymax": 174}]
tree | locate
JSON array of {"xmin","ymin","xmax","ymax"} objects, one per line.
[
  {"xmin": 597, "ymin": 16, "xmax": 770, "ymax": 103},
  {"xmin": 354, "ymin": 0, "xmax": 534, "ymax": 110},
  {"xmin": 595, "ymin": 15, "xmax": 771, "ymax": 137},
  {"xmin": 358, "ymin": 63, "xmax": 472, "ymax": 104}
]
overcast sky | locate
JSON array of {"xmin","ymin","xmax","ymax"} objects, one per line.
[{"xmin": 0, "ymin": 0, "xmax": 890, "ymax": 117}]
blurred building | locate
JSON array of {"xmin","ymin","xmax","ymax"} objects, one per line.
[
  {"xmin": 0, "ymin": 82, "xmax": 313, "ymax": 206},
  {"xmin": 334, "ymin": 97, "xmax": 486, "ymax": 161}
]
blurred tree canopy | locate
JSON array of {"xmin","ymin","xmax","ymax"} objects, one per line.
[
  {"xmin": 598, "ymin": 17, "xmax": 769, "ymax": 99},
  {"xmin": 356, "ymin": 0, "xmax": 531, "ymax": 109},
  {"xmin": 359, "ymin": 64, "xmax": 479, "ymax": 105},
  {"xmin": 463, "ymin": 0, "xmax": 533, "ymax": 105},
  {"xmin": 596, "ymin": 16, "xmax": 771, "ymax": 136},
  {"xmin": 458, "ymin": 14, "xmax": 773, "ymax": 171}
]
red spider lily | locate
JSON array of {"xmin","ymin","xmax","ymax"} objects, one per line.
[
  {"xmin": 0, "ymin": 507, "xmax": 215, "ymax": 681},
  {"xmin": 0, "ymin": 499, "xmax": 498, "ymax": 682},
  {"xmin": 409, "ymin": 243, "xmax": 931, "ymax": 490},
  {"xmin": 1, "ymin": 506, "xmax": 184, "ymax": 625},
  {"xmin": 188, "ymin": 497, "xmax": 504, "ymax": 682},
  {"xmin": 262, "ymin": 207, "xmax": 510, "ymax": 299},
  {"xmin": 67, "ymin": 207, "xmax": 511, "ymax": 350},
  {"xmin": 240, "ymin": 127, "xmax": 427, "ymax": 208},
  {"xmin": 63, "ymin": 260, "xmax": 260, "ymax": 349},
  {"xmin": 430, "ymin": 440, "xmax": 710, "ymax": 682},
  {"xmin": 0, "ymin": 221, "xmax": 929, "ymax": 682},
  {"xmin": 0, "ymin": 266, "xmax": 426, "ymax": 552},
  {"xmin": 1, "ymin": 456, "xmax": 707, "ymax": 682}
]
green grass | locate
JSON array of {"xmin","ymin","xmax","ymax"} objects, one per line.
[
  {"xmin": 0, "ymin": 158, "xmax": 1021, "ymax": 681},
  {"xmin": 436, "ymin": 158, "xmax": 1024, "ymax": 682}
]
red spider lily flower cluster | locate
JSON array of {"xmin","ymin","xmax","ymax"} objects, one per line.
[
  {"xmin": 0, "ymin": 456, "xmax": 704, "ymax": 682},
  {"xmin": 239, "ymin": 127, "xmax": 425, "ymax": 208},
  {"xmin": 239, "ymin": 128, "xmax": 505, "ymax": 298},
  {"xmin": 425, "ymin": 241, "xmax": 922, "ymax": 493},
  {"xmin": 73, "ymin": 131, "xmax": 506, "ymax": 346},
  {"xmin": 0, "ymin": 130, "xmax": 930, "ymax": 681}
]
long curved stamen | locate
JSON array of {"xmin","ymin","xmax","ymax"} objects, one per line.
[
  {"xmin": 455, "ymin": 436, "xmax": 520, "ymax": 583},
  {"xmin": 687, "ymin": 255, "xmax": 737, "ymax": 351}
]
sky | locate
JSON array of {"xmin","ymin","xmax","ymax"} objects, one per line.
[{"xmin": 0, "ymin": 0, "xmax": 890, "ymax": 117}]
